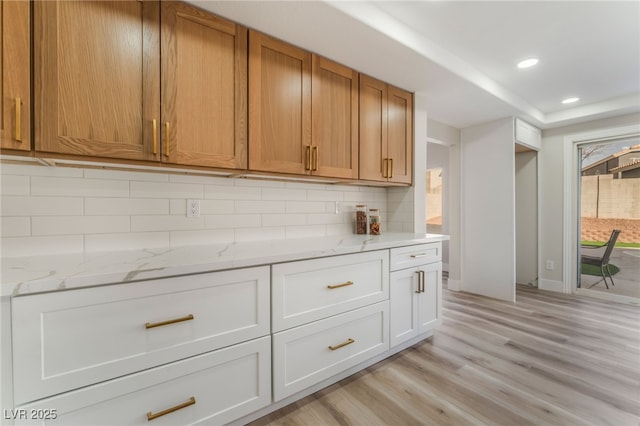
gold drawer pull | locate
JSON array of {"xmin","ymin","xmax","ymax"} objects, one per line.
[
  {"xmin": 15, "ymin": 98, "xmax": 22, "ymax": 142},
  {"xmin": 145, "ymin": 314, "xmax": 194, "ymax": 329},
  {"xmin": 389, "ymin": 158, "xmax": 393, "ymax": 179},
  {"xmin": 329, "ymin": 338, "xmax": 355, "ymax": 351},
  {"xmin": 147, "ymin": 396, "xmax": 196, "ymax": 421},
  {"xmin": 164, "ymin": 122, "xmax": 170, "ymax": 157},
  {"xmin": 312, "ymin": 146, "xmax": 318, "ymax": 171},
  {"xmin": 410, "ymin": 253, "xmax": 429, "ymax": 258},
  {"xmin": 327, "ymin": 281, "xmax": 354, "ymax": 290},
  {"xmin": 305, "ymin": 146, "xmax": 311, "ymax": 170}
]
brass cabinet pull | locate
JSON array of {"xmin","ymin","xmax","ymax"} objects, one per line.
[
  {"xmin": 145, "ymin": 314, "xmax": 194, "ymax": 329},
  {"xmin": 419, "ymin": 270, "xmax": 425, "ymax": 293},
  {"xmin": 327, "ymin": 280, "xmax": 354, "ymax": 290},
  {"xmin": 305, "ymin": 146, "xmax": 311, "ymax": 170},
  {"xmin": 15, "ymin": 98, "xmax": 22, "ymax": 142},
  {"xmin": 164, "ymin": 122, "xmax": 170, "ymax": 157},
  {"xmin": 152, "ymin": 119, "xmax": 158, "ymax": 155},
  {"xmin": 382, "ymin": 158, "xmax": 388, "ymax": 178},
  {"xmin": 389, "ymin": 158, "xmax": 393, "ymax": 179},
  {"xmin": 410, "ymin": 253, "xmax": 429, "ymax": 259},
  {"xmin": 328, "ymin": 338, "xmax": 355, "ymax": 351},
  {"xmin": 312, "ymin": 146, "xmax": 318, "ymax": 171},
  {"xmin": 415, "ymin": 270, "xmax": 422, "ymax": 294},
  {"xmin": 147, "ymin": 396, "xmax": 196, "ymax": 421}
]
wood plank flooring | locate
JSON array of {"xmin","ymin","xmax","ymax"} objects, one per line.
[{"xmin": 250, "ymin": 284, "xmax": 640, "ymax": 426}]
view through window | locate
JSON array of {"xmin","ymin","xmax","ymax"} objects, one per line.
[{"xmin": 578, "ymin": 139, "xmax": 640, "ymax": 300}]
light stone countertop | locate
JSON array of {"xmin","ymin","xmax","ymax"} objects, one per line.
[{"xmin": 1, "ymin": 233, "xmax": 448, "ymax": 297}]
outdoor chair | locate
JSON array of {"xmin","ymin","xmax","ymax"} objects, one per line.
[{"xmin": 581, "ymin": 229, "xmax": 621, "ymax": 289}]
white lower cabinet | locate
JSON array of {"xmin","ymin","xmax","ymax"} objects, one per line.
[
  {"xmin": 15, "ymin": 337, "xmax": 271, "ymax": 426},
  {"xmin": 272, "ymin": 301, "xmax": 389, "ymax": 401},
  {"xmin": 11, "ymin": 267, "xmax": 270, "ymax": 405},
  {"xmin": 390, "ymin": 244, "xmax": 442, "ymax": 348}
]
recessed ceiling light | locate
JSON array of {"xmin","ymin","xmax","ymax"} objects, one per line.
[
  {"xmin": 517, "ymin": 58, "xmax": 538, "ymax": 69},
  {"xmin": 562, "ymin": 97, "xmax": 580, "ymax": 104}
]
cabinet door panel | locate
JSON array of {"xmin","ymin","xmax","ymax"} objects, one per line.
[
  {"xmin": 417, "ymin": 262, "xmax": 442, "ymax": 334},
  {"xmin": 1, "ymin": 0, "xmax": 30, "ymax": 151},
  {"xmin": 312, "ymin": 56, "xmax": 358, "ymax": 179},
  {"xmin": 34, "ymin": 1, "xmax": 159, "ymax": 161},
  {"xmin": 162, "ymin": 2, "xmax": 247, "ymax": 169},
  {"xmin": 249, "ymin": 31, "xmax": 311, "ymax": 174},
  {"xmin": 387, "ymin": 86, "xmax": 413, "ymax": 184},
  {"xmin": 358, "ymin": 74, "xmax": 387, "ymax": 182},
  {"xmin": 390, "ymin": 267, "xmax": 418, "ymax": 347}
]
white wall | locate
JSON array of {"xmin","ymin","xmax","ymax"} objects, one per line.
[
  {"xmin": 538, "ymin": 112, "xmax": 640, "ymax": 291},
  {"xmin": 0, "ymin": 163, "xmax": 387, "ymax": 257},
  {"xmin": 515, "ymin": 150, "xmax": 538, "ymax": 285},
  {"xmin": 460, "ymin": 117, "xmax": 515, "ymax": 302}
]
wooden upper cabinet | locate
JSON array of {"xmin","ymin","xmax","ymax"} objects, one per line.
[
  {"xmin": 249, "ymin": 31, "xmax": 311, "ymax": 175},
  {"xmin": 359, "ymin": 74, "xmax": 413, "ymax": 184},
  {"xmin": 1, "ymin": 1, "xmax": 31, "ymax": 151},
  {"xmin": 34, "ymin": 1, "xmax": 160, "ymax": 161},
  {"xmin": 387, "ymin": 86, "xmax": 413, "ymax": 184},
  {"xmin": 161, "ymin": 2, "xmax": 247, "ymax": 169},
  {"xmin": 311, "ymin": 56, "xmax": 359, "ymax": 179}
]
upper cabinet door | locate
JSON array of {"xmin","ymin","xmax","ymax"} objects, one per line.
[
  {"xmin": 311, "ymin": 56, "xmax": 359, "ymax": 179},
  {"xmin": 1, "ymin": 0, "xmax": 31, "ymax": 151},
  {"xmin": 359, "ymin": 75, "xmax": 413, "ymax": 184},
  {"xmin": 161, "ymin": 2, "xmax": 247, "ymax": 169},
  {"xmin": 359, "ymin": 74, "xmax": 388, "ymax": 182},
  {"xmin": 34, "ymin": 1, "xmax": 160, "ymax": 161},
  {"xmin": 249, "ymin": 31, "xmax": 311, "ymax": 175},
  {"xmin": 387, "ymin": 86, "xmax": 413, "ymax": 184}
]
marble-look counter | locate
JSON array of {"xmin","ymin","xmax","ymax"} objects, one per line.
[{"xmin": 1, "ymin": 233, "xmax": 448, "ymax": 297}]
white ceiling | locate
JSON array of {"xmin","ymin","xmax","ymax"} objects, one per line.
[{"xmin": 190, "ymin": 1, "xmax": 640, "ymax": 130}]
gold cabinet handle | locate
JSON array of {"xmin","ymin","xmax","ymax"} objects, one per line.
[
  {"xmin": 164, "ymin": 122, "xmax": 170, "ymax": 157},
  {"xmin": 147, "ymin": 397, "xmax": 196, "ymax": 421},
  {"xmin": 415, "ymin": 270, "xmax": 422, "ymax": 294},
  {"xmin": 145, "ymin": 314, "xmax": 194, "ymax": 329},
  {"xmin": 328, "ymin": 338, "xmax": 355, "ymax": 351},
  {"xmin": 327, "ymin": 280, "xmax": 354, "ymax": 290},
  {"xmin": 15, "ymin": 98, "xmax": 22, "ymax": 142},
  {"xmin": 305, "ymin": 146, "xmax": 311, "ymax": 170},
  {"xmin": 152, "ymin": 119, "xmax": 158, "ymax": 155},
  {"xmin": 419, "ymin": 270, "xmax": 425, "ymax": 293},
  {"xmin": 312, "ymin": 146, "xmax": 318, "ymax": 171},
  {"xmin": 382, "ymin": 158, "xmax": 388, "ymax": 178},
  {"xmin": 389, "ymin": 158, "xmax": 393, "ymax": 179},
  {"xmin": 410, "ymin": 253, "xmax": 429, "ymax": 259}
]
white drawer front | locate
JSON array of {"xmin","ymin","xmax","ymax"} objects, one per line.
[
  {"xmin": 390, "ymin": 243, "xmax": 441, "ymax": 271},
  {"xmin": 272, "ymin": 250, "xmax": 389, "ymax": 332},
  {"xmin": 12, "ymin": 266, "xmax": 270, "ymax": 404},
  {"xmin": 273, "ymin": 301, "xmax": 389, "ymax": 401},
  {"xmin": 15, "ymin": 337, "xmax": 271, "ymax": 426}
]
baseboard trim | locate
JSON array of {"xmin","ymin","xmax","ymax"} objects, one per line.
[{"xmin": 538, "ymin": 278, "xmax": 564, "ymax": 292}]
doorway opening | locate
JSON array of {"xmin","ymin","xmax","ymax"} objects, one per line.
[{"xmin": 577, "ymin": 138, "xmax": 640, "ymax": 301}]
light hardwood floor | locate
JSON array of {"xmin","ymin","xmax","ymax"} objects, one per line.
[{"xmin": 251, "ymin": 284, "xmax": 640, "ymax": 426}]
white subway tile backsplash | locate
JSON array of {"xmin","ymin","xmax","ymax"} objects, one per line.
[
  {"xmin": 86, "ymin": 198, "xmax": 169, "ymax": 216},
  {"xmin": 204, "ymin": 214, "xmax": 261, "ymax": 229},
  {"xmin": 2, "ymin": 196, "xmax": 84, "ymax": 216},
  {"xmin": 1, "ymin": 217, "xmax": 30, "ymax": 237},
  {"xmin": 131, "ymin": 181, "xmax": 203, "ymax": 199},
  {"xmin": 1, "ymin": 175, "xmax": 29, "ymax": 196},
  {"xmin": 131, "ymin": 215, "xmax": 205, "ymax": 232},
  {"xmin": 205, "ymin": 184, "xmax": 261, "ymax": 200},
  {"xmin": 170, "ymin": 229, "xmax": 235, "ymax": 247},
  {"xmin": 31, "ymin": 216, "xmax": 130, "ymax": 236},
  {"xmin": 31, "ymin": 176, "xmax": 130, "ymax": 197},
  {"xmin": 1, "ymin": 163, "xmax": 393, "ymax": 256}
]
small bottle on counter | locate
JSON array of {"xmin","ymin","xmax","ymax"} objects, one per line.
[
  {"xmin": 369, "ymin": 208, "xmax": 381, "ymax": 235},
  {"xmin": 355, "ymin": 204, "xmax": 368, "ymax": 234}
]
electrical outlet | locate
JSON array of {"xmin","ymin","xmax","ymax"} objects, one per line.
[
  {"xmin": 545, "ymin": 259, "xmax": 554, "ymax": 270},
  {"xmin": 187, "ymin": 199, "xmax": 200, "ymax": 218}
]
